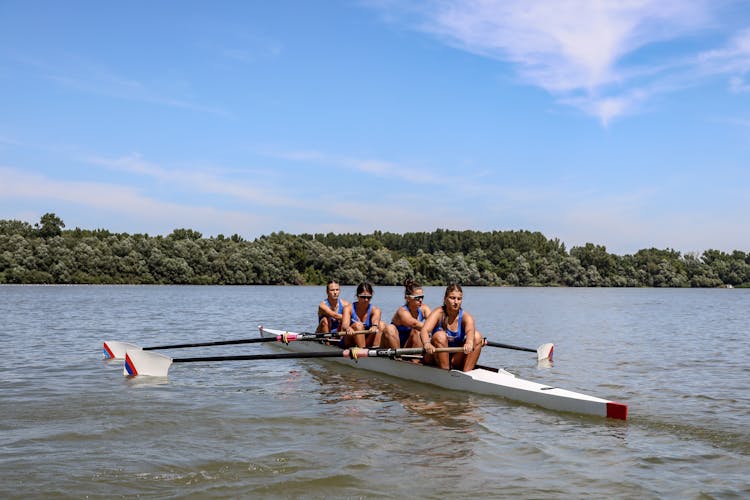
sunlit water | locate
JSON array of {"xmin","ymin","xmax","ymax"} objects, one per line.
[{"xmin": 1, "ymin": 285, "xmax": 748, "ymax": 498}]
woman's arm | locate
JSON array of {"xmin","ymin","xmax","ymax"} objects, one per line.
[
  {"xmin": 371, "ymin": 306, "xmax": 382, "ymax": 329},
  {"xmin": 421, "ymin": 304, "xmax": 432, "ymax": 321},
  {"xmin": 394, "ymin": 307, "xmax": 423, "ymax": 329},
  {"xmin": 318, "ymin": 301, "xmax": 340, "ymax": 320},
  {"xmin": 462, "ymin": 311, "xmax": 476, "ymax": 354},
  {"xmin": 341, "ymin": 304, "xmax": 353, "ymax": 334},
  {"xmin": 421, "ymin": 308, "xmax": 442, "ymax": 354}
]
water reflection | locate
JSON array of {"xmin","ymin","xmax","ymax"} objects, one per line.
[
  {"xmin": 536, "ymin": 359, "xmax": 553, "ymax": 370},
  {"xmin": 305, "ymin": 362, "xmax": 485, "ymax": 465},
  {"xmin": 308, "ymin": 365, "xmax": 478, "ymax": 420},
  {"xmin": 124, "ymin": 375, "xmax": 171, "ymax": 388}
]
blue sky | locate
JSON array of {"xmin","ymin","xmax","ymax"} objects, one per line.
[{"xmin": 1, "ymin": 1, "xmax": 749, "ymax": 255}]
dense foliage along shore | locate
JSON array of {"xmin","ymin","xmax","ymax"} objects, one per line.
[{"xmin": 1, "ymin": 213, "xmax": 748, "ymax": 287}]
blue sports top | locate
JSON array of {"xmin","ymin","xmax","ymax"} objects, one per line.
[
  {"xmin": 393, "ymin": 304, "xmax": 424, "ymax": 336},
  {"xmin": 319, "ymin": 298, "xmax": 343, "ymax": 333},
  {"xmin": 351, "ymin": 301, "xmax": 373, "ymax": 328},
  {"xmin": 433, "ymin": 307, "xmax": 465, "ymax": 346}
]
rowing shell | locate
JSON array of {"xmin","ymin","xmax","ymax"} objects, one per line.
[{"xmin": 259, "ymin": 326, "xmax": 627, "ymax": 420}]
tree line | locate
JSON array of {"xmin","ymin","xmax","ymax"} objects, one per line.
[{"xmin": 1, "ymin": 213, "xmax": 748, "ymax": 287}]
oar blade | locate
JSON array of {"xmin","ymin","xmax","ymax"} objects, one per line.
[
  {"xmin": 537, "ymin": 343, "xmax": 554, "ymax": 361},
  {"xmin": 124, "ymin": 349, "xmax": 173, "ymax": 377},
  {"xmin": 103, "ymin": 341, "xmax": 141, "ymax": 360}
]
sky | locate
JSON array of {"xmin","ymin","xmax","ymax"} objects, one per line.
[{"xmin": 1, "ymin": 0, "xmax": 749, "ymax": 255}]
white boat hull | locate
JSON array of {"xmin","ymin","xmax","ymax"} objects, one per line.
[{"xmin": 259, "ymin": 326, "xmax": 627, "ymax": 420}]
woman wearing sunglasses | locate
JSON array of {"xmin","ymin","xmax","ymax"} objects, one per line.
[
  {"xmin": 421, "ymin": 283, "xmax": 483, "ymax": 371},
  {"xmin": 341, "ymin": 282, "xmax": 386, "ymax": 348},
  {"xmin": 315, "ymin": 279, "xmax": 349, "ymax": 334},
  {"xmin": 382, "ymin": 278, "xmax": 432, "ymax": 349}
]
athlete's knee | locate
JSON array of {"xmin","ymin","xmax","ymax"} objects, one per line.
[{"xmin": 431, "ymin": 330, "xmax": 448, "ymax": 347}]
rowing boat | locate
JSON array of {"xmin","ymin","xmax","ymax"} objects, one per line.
[{"xmin": 258, "ymin": 326, "xmax": 628, "ymax": 420}]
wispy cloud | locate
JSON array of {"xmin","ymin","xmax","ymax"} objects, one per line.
[
  {"xmin": 218, "ymin": 35, "xmax": 283, "ymax": 63},
  {"xmin": 49, "ymin": 73, "xmax": 228, "ymax": 116},
  {"xmin": 0, "ymin": 165, "xmax": 270, "ymax": 235},
  {"xmin": 0, "ymin": 160, "xmax": 461, "ymax": 237},
  {"xmin": 262, "ymin": 147, "xmax": 462, "ymax": 186},
  {"xmin": 373, "ymin": 0, "xmax": 749, "ymax": 125},
  {"xmin": 729, "ymin": 76, "xmax": 750, "ymax": 93},
  {"xmin": 6, "ymin": 51, "xmax": 228, "ymax": 116},
  {"xmin": 84, "ymin": 154, "xmax": 301, "ymax": 208},
  {"xmin": 696, "ymin": 28, "xmax": 750, "ymax": 74},
  {"xmin": 0, "ymin": 135, "xmax": 22, "ymax": 148}
]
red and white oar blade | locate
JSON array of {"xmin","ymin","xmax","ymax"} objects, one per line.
[
  {"xmin": 124, "ymin": 349, "xmax": 173, "ymax": 377},
  {"xmin": 537, "ymin": 343, "xmax": 554, "ymax": 361},
  {"xmin": 103, "ymin": 341, "xmax": 141, "ymax": 360}
]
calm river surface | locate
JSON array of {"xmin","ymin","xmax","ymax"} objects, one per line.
[{"xmin": 1, "ymin": 285, "xmax": 748, "ymax": 498}]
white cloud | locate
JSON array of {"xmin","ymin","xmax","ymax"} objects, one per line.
[
  {"xmin": 84, "ymin": 154, "xmax": 301, "ymax": 208},
  {"xmin": 219, "ymin": 37, "xmax": 283, "ymax": 63},
  {"xmin": 8, "ymin": 52, "xmax": 227, "ymax": 116},
  {"xmin": 263, "ymin": 147, "xmax": 453, "ymax": 185},
  {"xmin": 729, "ymin": 76, "xmax": 750, "ymax": 93},
  {"xmin": 0, "ymin": 136, "xmax": 22, "ymax": 147},
  {"xmin": 698, "ymin": 28, "xmax": 750, "ymax": 70},
  {"xmin": 48, "ymin": 71, "xmax": 228, "ymax": 116},
  {"xmin": 700, "ymin": 29, "xmax": 750, "ymax": 92},
  {"xmin": 373, "ymin": 0, "xmax": 750, "ymax": 124},
  {"xmin": 0, "ymin": 161, "xmax": 469, "ymax": 238},
  {"xmin": 0, "ymin": 165, "xmax": 269, "ymax": 236}
]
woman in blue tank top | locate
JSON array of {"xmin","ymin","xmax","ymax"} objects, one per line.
[
  {"xmin": 382, "ymin": 279, "xmax": 432, "ymax": 349},
  {"xmin": 341, "ymin": 282, "xmax": 386, "ymax": 348},
  {"xmin": 316, "ymin": 280, "xmax": 349, "ymax": 333},
  {"xmin": 421, "ymin": 283, "xmax": 483, "ymax": 372}
]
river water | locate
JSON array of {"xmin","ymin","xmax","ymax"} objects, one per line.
[{"xmin": 1, "ymin": 285, "xmax": 748, "ymax": 498}]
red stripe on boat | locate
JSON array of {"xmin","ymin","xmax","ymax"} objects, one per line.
[
  {"xmin": 606, "ymin": 402, "xmax": 628, "ymax": 420},
  {"xmin": 124, "ymin": 353, "xmax": 138, "ymax": 376},
  {"xmin": 103, "ymin": 342, "xmax": 115, "ymax": 359}
]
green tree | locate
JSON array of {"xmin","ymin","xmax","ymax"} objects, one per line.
[{"xmin": 36, "ymin": 213, "xmax": 65, "ymax": 238}]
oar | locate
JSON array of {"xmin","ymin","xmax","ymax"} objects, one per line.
[
  {"xmin": 123, "ymin": 346, "xmax": 464, "ymax": 377},
  {"xmin": 483, "ymin": 339, "xmax": 554, "ymax": 360},
  {"xmin": 103, "ymin": 329, "xmax": 374, "ymax": 360}
]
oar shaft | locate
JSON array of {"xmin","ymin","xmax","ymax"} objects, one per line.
[
  {"xmin": 484, "ymin": 340, "xmax": 536, "ymax": 353},
  {"xmin": 125, "ymin": 345, "xmax": 473, "ymax": 377},
  {"xmin": 144, "ymin": 330, "xmax": 374, "ymax": 351},
  {"xmin": 145, "ymin": 337, "xmax": 275, "ymax": 350},
  {"xmin": 174, "ymin": 351, "xmax": 344, "ymax": 362},
  {"xmin": 171, "ymin": 347, "xmax": 464, "ymax": 364}
]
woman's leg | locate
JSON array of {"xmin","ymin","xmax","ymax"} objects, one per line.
[{"xmin": 428, "ymin": 330, "xmax": 450, "ymax": 369}]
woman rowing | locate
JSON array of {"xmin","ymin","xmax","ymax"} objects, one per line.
[
  {"xmin": 382, "ymin": 278, "xmax": 432, "ymax": 349},
  {"xmin": 341, "ymin": 282, "xmax": 386, "ymax": 348},
  {"xmin": 316, "ymin": 280, "xmax": 349, "ymax": 334},
  {"xmin": 421, "ymin": 283, "xmax": 483, "ymax": 372}
]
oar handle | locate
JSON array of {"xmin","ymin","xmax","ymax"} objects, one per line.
[{"xmin": 298, "ymin": 328, "xmax": 376, "ymax": 336}]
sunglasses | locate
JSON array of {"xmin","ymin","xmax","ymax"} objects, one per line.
[
  {"xmin": 358, "ymin": 295, "xmax": 373, "ymax": 300},
  {"xmin": 407, "ymin": 295, "xmax": 424, "ymax": 300}
]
